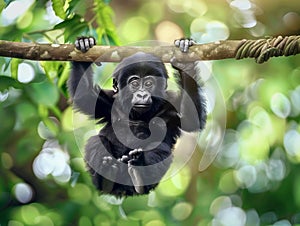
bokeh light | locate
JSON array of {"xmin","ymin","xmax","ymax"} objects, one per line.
[
  {"xmin": 266, "ymin": 158, "xmax": 286, "ymax": 181},
  {"xmin": 0, "ymin": 90, "xmax": 9, "ymax": 102},
  {"xmin": 37, "ymin": 120, "xmax": 57, "ymax": 140},
  {"xmin": 219, "ymin": 170, "xmax": 238, "ymax": 193},
  {"xmin": 33, "ymin": 140, "xmax": 71, "ymax": 183},
  {"xmin": 119, "ymin": 17, "xmax": 149, "ymax": 42},
  {"xmin": 155, "ymin": 21, "xmax": 183, "ymax": 43},
  {"xmin": 167, "ymin": 0, "xmax": 186, "ymax": 13},
  {"xmin": 210, "ymin": 196, "xmax": 232, "ymax": 216},
  {"xmin": 289, "ymin": 86, "xmax": 300, "ymax": 116},
  {"xmin": 212, "ymin": 206, "xmax": 246, "ymax": 226},
  {"xmin": 0, "ymin": 0, "xmax": 34, "ymax": 25},
  {"xmin": 228, "ymin": 0, "xmax": 259, "ymax": 29},
  {"xmin": 138, "ymin": 2, "xmax": 164, "ymax": 23},
  {"xmin": 215, "ymin": 131, "xmax": 240, "ymax": 169},
  {"xmin": 13, "ymin": 183, "xmax": 34, "ymax": 204},
  {"xmin": 284, "ymin": 130, "xmax": 300, "ymax": 161},
  {"xmin": 270, "ymin": 93, "xmax": 291, "ymax": 119},
  {"xmin": 249, "ymin": 22, "xmax": 266, "ymax": 37},
  {"xmin": 191, "ymin": 19, "xmax": 229, "ymax": 43},
  {"xmin": 283, "ymin": 12, "xmax": 300, "ymax": 31},
  {"xmin": 17, "ymin": 63, "xmax": 35, "ymax": 83},
  {"xmin": 171, "ymin": 202, "xmax": 193, "ymax": 221},
  {"xmin": 235, "ymin": 164, "xmax": 257, "ymax": 188},
  {"xmin": 230, "ymin": 0, "xmax": 252, "ymax": 11},
  {"xmin": 167, "ymin": 0, "xmax": 207, "ymax": 16},
  {"xmin": 156, "ymin": 166, "xmax": 191, "ymax": 197}
]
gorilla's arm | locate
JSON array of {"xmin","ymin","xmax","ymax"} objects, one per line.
[
  {"xmin": 68, "ymin": 39, "xmax": 113, "ymax": 120},
  {"xmin": 172, "ymin": 39, "xmax": 207, "ymax": 132}
]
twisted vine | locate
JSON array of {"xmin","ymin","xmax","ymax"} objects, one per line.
[{"xmin": 235, "ymin": 35, "xmax": 300, "ymax": 64}]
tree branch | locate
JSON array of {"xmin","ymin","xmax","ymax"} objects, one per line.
[{"xmin": 0, "ymin": 36, "xmax": 299, "ymax": 63}]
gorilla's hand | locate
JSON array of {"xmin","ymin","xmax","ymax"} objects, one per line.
[
  {"xmin": 75, "ymin": 36, "xmax": 96, "ymax": 53},
  {"xmin": 172, "ymin": 38, "xmax": 196, "ymax": 73},
  {"xmin": 174, "ymin": 38, "xmax": 195, "ymax": 53}
]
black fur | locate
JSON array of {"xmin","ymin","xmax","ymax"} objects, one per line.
[{"xmin": 68, "ymin": 37, "xmax": 206, "ymax": 196}]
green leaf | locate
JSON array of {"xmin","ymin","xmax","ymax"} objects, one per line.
[
  {"xmin": 94, "ymin": 0, "xmax": 120, "ymax": 45},
  {"xmin": 1, "ymin": 58, "xmax": 11, "ymax": 71},
  {"xmin": 3, "ymin": 0, "xmax": 14, "ymax": 7},
  {"xmin": 65, "ymin": 23, "xmax": 89, "ymax": 41},
  {"xmin": 54, "ymin": 15, "xmax": 89, "ymax": 42},
  {"xmin": 51, "ymin": 0, "xmax": 66, "ymax": 19},
  {"xmin": 57, "ymin": 62, "xmax": 70, "ymax": 88},
  {"xmin": 54, "ymin": 14, "xmax": 81, "ymax": 30},
  {"xmin": 0, "ymin": 106, "xmax": 16, "ymax": 143},
  {"xmin": 15, "ymin": 102, "xmax": 37, "ymax": 127},
  {"xmin": 10, "ymin": 58, "xmax": 21, "ymax": 79},
  {"xmin": 0, "ymin": 0, "xmax": 5, "ymax": 13},
  {"xmin": 67, "ymin": 1, "xmax": 87, "ymax": 17},
  {"xmin": 26, "ymin": 81, "xmax": 59, "ymax": 107},
  {"xmin": 0, "ymin": 76, "xmax": 23, "ymax": 91},
  {"xmin": 38, "ymin": 118, "xmax": 59, "ymax": 139}
]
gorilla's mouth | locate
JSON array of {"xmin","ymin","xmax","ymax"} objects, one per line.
[
  {"xmin": 133, "ymin": 104, "xmax": 151, "ymax": 112},
  {"xmin": 134, "ymin": 104, "xmax": 150, "ymax": 108}
]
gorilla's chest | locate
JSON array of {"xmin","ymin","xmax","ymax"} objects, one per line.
[{"xmin": 101, "ymin": 115, "xmax": 178, "ymax": 150}]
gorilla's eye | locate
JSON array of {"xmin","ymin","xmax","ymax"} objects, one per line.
[
  {"xmin": 143, "ymin": 76, "xmax": 155, "ymax": 89},
  {"xmin": 128, "ymin": 75, "xmax": 140, "ymax": 89},
  {"xmin": 130, "ymin": 80, "xmax": 140, "ymax": 89},
  {"xmin": 144, "ymin": 80, "xmax": 153, "ymax": 88}
]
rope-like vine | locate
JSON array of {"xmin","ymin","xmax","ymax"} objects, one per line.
[{"xmin": 235, "ymin": 35, "xmax": 300, "ymax": 63}]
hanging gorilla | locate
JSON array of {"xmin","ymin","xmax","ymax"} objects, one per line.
[{"xmin": 68, "ymin": 37, "xmax": 207, "ymax": 196}]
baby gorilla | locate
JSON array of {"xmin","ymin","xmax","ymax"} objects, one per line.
[{"xmin": 68, "ymin": 37, "xmax": 206, "ymax": 196}]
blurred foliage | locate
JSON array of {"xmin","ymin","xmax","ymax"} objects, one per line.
[{"xmin": 1, "ymin": 0, "xmax": 300, "ymax": 226}]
